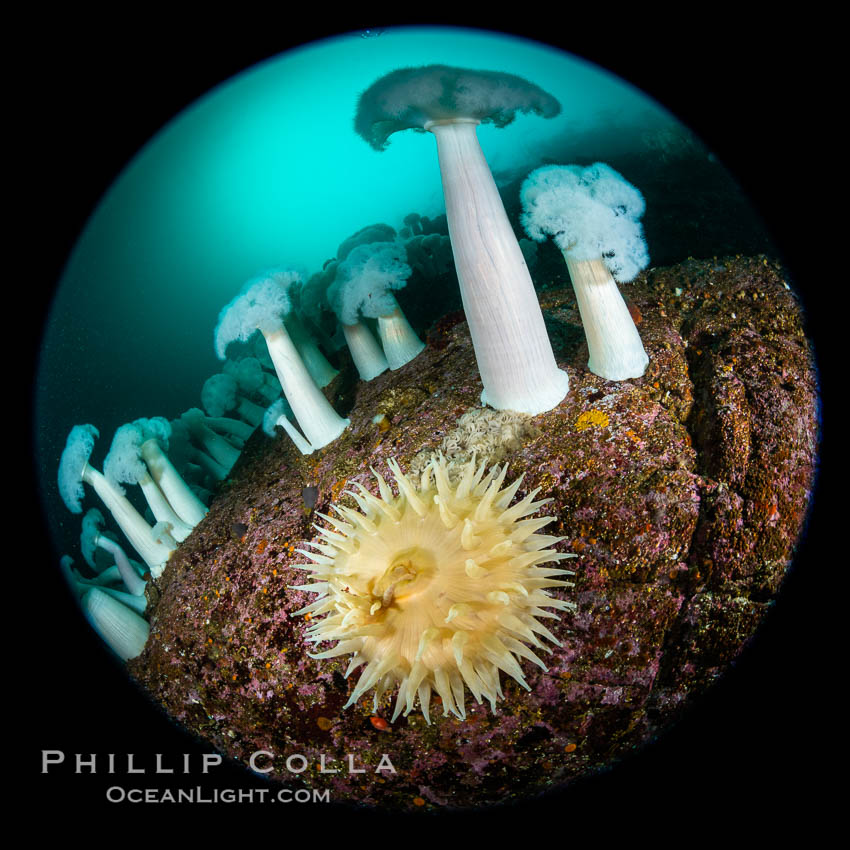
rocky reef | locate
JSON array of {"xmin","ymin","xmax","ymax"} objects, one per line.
[{"xmin": 130, "ymin": 254, "xmax": 818, "ymax": 810}]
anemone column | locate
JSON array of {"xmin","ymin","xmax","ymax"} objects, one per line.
[
  {"xmin": 81, "ymin": 588, "xmax": 149, "ymax": 660},
  {"xmin": 262, "ymin": 325, "xmax": 349, "ymax": 451},
  {"xmin": 285, "ymin": 317, "xmax": 339, "ymax": 388},
  {"xmin": 341, "ymin": 322, "xmax": 389, "ymax": 381},
  {"xmin": 427, "ymin": 119, "xmax": 569, "ymax": 415},
  {"xmin": 140, "ymin": 439, "xmax": 208, "ymax": 528},
  {"xmin": 81, "ymin": 464, "xmax": 175, "ymax": 571},
  {"xmin": 376, "ymin": 296, "xmax": 425, "ymax": 370},
  {"xmin": 563, "ymin": 256, "xmax": 649, "ymax": 380},
  {"xmin": 519, "ymin": 162, "xmax": 650, "ymax": 381}
]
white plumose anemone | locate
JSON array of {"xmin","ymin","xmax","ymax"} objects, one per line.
[
  {"xmin": 293, "ymin": 456, "xmax": 576, "ymax": 723},
  {"xmin": 215, "ymin": 269, "xmax": 349, "ymax": 455},
  {"xmin": 355, "ymin": 65, "xmax": 569, "ymax": 414},
  {"xmin": 521, "ymin": 162, "xmax": 650, "ymax": 381}
]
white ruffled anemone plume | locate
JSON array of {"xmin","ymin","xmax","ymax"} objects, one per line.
[
  {"xmin": 105, "ymin": 421, "xmax": 195, "ymax": 542},
  {"xmin": 355, "ymin": 65, "xmax": 568, "ymax": 414},
  {"xmin": 202, "ymin": 373, "xmax": 265, "ymax": 428},
  {"xmin": 330, "ymin": 241, "xmax": 425, "ymax": 371},
  {"xmin": 293, "ymin": 455, "xmax": 576, "ymax": 723},
  {"xmin": 323, "ymin": 230, "xmax": 391, "ymax": 382},
  {"xmin": 520, "ymin": 163, "xmax": 649, "ymax": 380},
  {"xmin": 215, "ymin": 269, "xmax": 349, "ymax": 454},
  {"xmin": 58, "ymin": 424, "xmax": 176, "ymax": 575}
]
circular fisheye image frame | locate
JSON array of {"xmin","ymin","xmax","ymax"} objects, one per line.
[{"xmin": 26, "ymin": 16, "xmax": 827, "ymax": 823}]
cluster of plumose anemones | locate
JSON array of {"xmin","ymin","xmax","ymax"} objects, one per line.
[{"xmin": 56, "ymin": 65, "xmax": 651, "ymax": 715}]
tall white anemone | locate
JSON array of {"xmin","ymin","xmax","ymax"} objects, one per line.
[
  {"xmin": 136, "ymin": 418, "xmax": 208, "ymax": 528},
  {"xmin": 330, "ymin": 241, "xmax": 425, "ymax": 371},
  {"xmin": 521, "ymin": 162, "xmax": 650, "ymax": 380},
  {"xmin": 105, "ymin": 421, "xmax": 195, "ymax": 542},
  {"xmin": 341, "ymin": 321, "xmax": 389, "ymax": 381},
  {"xmin": 355, "ymin": 65, "xmax": 568, "ymax": 415},
  {"xmin": 81, "ymin": 588, "xmax": 150, "ymax": 660},
  {"xmin": 215, "ymin": 269, "xmax": 349, "ymax": 455},
  {"xmin": 58, "ymin": 424, "xmax": 176, "ymax": 575},
  {"xmin": 293, "ymin": 455, "xmax": 576, "ymax": 723}
]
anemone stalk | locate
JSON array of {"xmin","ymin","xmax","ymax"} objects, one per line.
[{"xmin": 428, "ymin": 119, "xmax": 569, "ymax": 414}]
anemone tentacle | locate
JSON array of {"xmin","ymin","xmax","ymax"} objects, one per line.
[{"xmin": 294, "ymin": 455, "xmax": 576, "ymax": 722}]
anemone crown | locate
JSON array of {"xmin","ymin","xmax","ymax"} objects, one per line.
[{"xmin": 294, "ymin": 455, "xmax": 576, "ymax": 723}]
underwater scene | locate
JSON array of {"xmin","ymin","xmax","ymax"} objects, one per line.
[{"xmin": 32, "ymin": 25, "xmax": 821, "ymax": 812}]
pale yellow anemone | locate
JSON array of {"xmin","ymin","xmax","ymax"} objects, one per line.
[{"xmin": 293, "ymin": 455, "xmax": 576, "ymax": 723}]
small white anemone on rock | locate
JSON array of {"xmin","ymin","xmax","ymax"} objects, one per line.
[
  {"xmin": 214, "ymin": 269, "xmax": 349, "ymax": 455},
  {"xmin": 520, "ymin": 162, "xmax": 650, "ymax": 380},
  {"xmin": 292, "ymin": 455, "xmax": 576, "ymax": 723}
]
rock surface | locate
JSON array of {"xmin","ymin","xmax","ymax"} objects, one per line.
[{"xmin": 130, "ymin": 254, "xmax": 819, "ymax": 809}]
